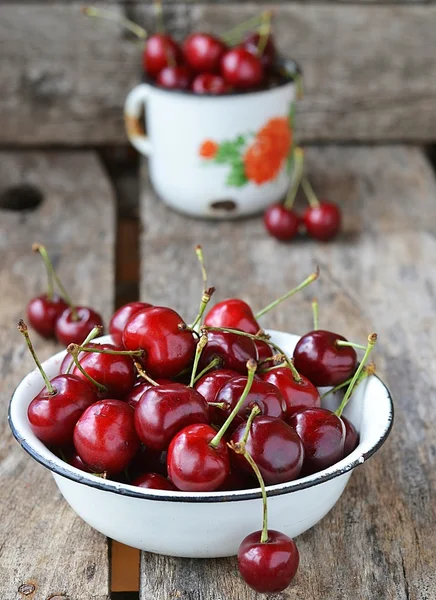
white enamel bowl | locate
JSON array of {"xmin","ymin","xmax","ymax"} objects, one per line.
[{"xmin": 9, "ymin": 331, "xmax": 393, "ymax": 558}]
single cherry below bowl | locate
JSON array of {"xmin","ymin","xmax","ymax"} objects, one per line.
[{"xmin": 27, "ymin": 293, "xmax": 68, "ymax": 339}]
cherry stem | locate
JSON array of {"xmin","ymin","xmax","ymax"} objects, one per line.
[
  {"xmin": 208, "ymin": 402, "xmax": 227, "ymax": 410},
  {"xmin": 256, "ymin": 11, "xmax": 272, "ymax": 56},
  {"xmin": 255, "ymin": 268, "xmax": 319, "ymax": 319},
  {"xmin": 18, "ymin": 320, "xmax": 55, "ymax": 395},
  {"xmin": 154, "ymin": 0, "xmax": 165, "ymax": 34},
  {"xmin": 189, "ymin": 334, "xmax": 208, "ymax": 387},
  {"xmin": 221, "ymin": 13, "xmax": 266, "ymax": 43},
  {"xmin": 33, "ymin": 244, "xmax": 78, "ymax": 321},
  {"xmin": 77, "ymin": 345, "xmax": 144, "ymax": 357},
  {"xmin": 190, "ymin": 286, "xmax": 215, "ymax": 331},
  {"xmin": 335, "ymin": 333, "xmax": 377, "ymax": 418},
  {"xmin": 192, "ymin": 356, "xmax": 222, "ymax": 384},
  {"xmin": 209, "ymin": 359, "xmax": 257, "ymax": 449},
  {"xmin": 67, "ymin": 344, "xmax": 107, "ymax": 393},
  {"xmin": 258, "ymin": 362, "xmax": 287, "ymax": 374},
  {"xmin": 241, "ymin": 447, "xmax": 269, "ymax": 544},
  {"xmin": 284, "ymin": 147, "xmax": 304, "ymax": 210},
  {"xmin": 195, "ymin": 245, "xmax": 208, "ymax": 292},
  {"xmin": 301, "ymin": 176, "xmax": 320, "ymax": 209},
  {"xmin": 312, "ymin": 297, "xmax": 319, "ymax": 331},
  {"xmin": 241, "ymin": 404, "xmax": 261, "ymax": 446},
  {"xmin": 134, "ymin": 362, "xmax": 158, "ymax": 386},
  {"xmin": 258, "ymin": 353, "xmax": 286, "ymax": 367},
  {"xmin": 65, "ymin": 325, "xmax": 103, "ymax": 375},
  {"xmin": 321, "ymin": 362, "xmax": 375, "ymax": 400},
  {"xmin": 336, "ymin": 340, "xmax": 367, "ymax": 351},
  {"xmin": 81, "ymin": 6, "xmax": 147, "ymax": 39},
  {"xmin": 33, "ymin": 242, "xmax": 54, "ymax": 300}
]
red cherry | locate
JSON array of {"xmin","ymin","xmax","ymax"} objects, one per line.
[
  {"xmin": 128, "ymin": 445, "xmax": 168, "ymax": 478},
  {"xmin": 261, "ymin": 366, "xmax": 320, "ymax": 417},
  {"xmin": 124, "ymin": 378, "xmax": 171, "ymax": 408},
  {"xmin": 192, "ymin": 73, "xmax": 230, "ymax": 95},
  {"xmin": 74, "ymin": 399, "xmax": 139, "ymax": 475},
  {"xmin": 27, "ymin": 294, "xmax": 68, "ymax": 338},
  {"xmin": 132, "ymin": 472, "xmax": 177, "ymax": 491},
  {"xmin": 199, "ymin": 330, "xmax": 257, "ymax": 374},
  {"xmin": 134, "ymin": 383, "xmax": 209, "ymax": 451},
  {"xmin": 60, "ymin": 343, "xmax": 100, "ymax": 375},
  {"xmin": 143, "ymin": 34, "xmax": 182, "ymax": 78},
  {"xmin": 214, "ymin": 377, "xmax": 286, "ymax": 429},
  {"xmin": 238, "ymin": 530, "xmax": 299, "ymax": 593},
  {"xmin": 217, "ymin": 469, "xmax": 256, "ymax": 491},
  {"xmin": 167, "ymin": 423, "xmax": 230, "ymax": 492},
  {"xmin": 230, "ymin": 416, "xmax": 304, "ymax": 484},
  {"xmin": 55, "ymin": 306, "xmax": 104, "ymax": 346},
  {"xmin": 183, "ymin": 33, "xmax": 227, "ymax": 73},
  {"xmin": 342, "ymin": 416, "xmax": 359, "ymax": 457},
  {"xmin": 264, "ymin": 204, "xmax": 300, "ymax": 241},
  {"xmin": 72, "ymin": 344, "xmax": 136, "ymax": 399},
  {"xmin": 69, "ymin": 451, "xmax": 93, "ymax": 473},
  {"xmin": 293, "ymin": 330, "xmax": 357, "ymax": 386},
  {"xmin": 288, "ymin": 407, "xmax": 346, "ymax": 474},
  {"xmin": 123, "ymin": 306, "xmax": 196, "ymax": 379},
  {"xmin": 304, "ymin": 202, "xmax": 341, "ymax": 242},
  {"xmin": 156, "ymin": 65, "xmax": 192, "ymax": 90},
  {"xmin": 194, "ymin": 369, "xmax": 239, "ymax": 403},
  {"xmin": 220, "ymin": 47, "xmax": 263, "ymax": 89},
  {"xmin": 28, "ymin": 374, "xmax": 99, "ymax": 447},
  {"xmin": 242, "ymin": 32, "xmax": 276, "ymax": 70},
  {"xmin": 255, "ymin": 339, "xmax": 274, "ymax": 362},
  {"xmin": 109, "ymin": 302, "xmax": 151, "ymax": 346},
  {"xmin": 205, "ymin": 299, "xmax": 259, "ymax": 334}
]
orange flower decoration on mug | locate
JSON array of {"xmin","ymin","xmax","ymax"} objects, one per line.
[{"xmin": 198, "ymin": 113, "xmax": 294, "ymax": 188}]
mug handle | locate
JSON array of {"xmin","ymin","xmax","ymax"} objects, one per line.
[{"xmin": 124, "ymin": 84, "xmax": 153, "ymax": 156}]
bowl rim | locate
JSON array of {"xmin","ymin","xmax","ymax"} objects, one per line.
[{"xmin": 9, "ymin": 331, "xmax": 394, "ymax": 503}]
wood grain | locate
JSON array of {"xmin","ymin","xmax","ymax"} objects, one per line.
[
  {"xmin": 0, "ymin": 152, "xmax": 115, "ymax": 600},
  {"xmin": 1, "ymin": 3, "xmax": 436, "ymax": 144},
  {"xmin": 139, "ymin": 146, "xmax": 436, "ymax": 599}
]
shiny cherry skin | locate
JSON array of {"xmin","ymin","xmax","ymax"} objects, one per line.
[
  {"xmin": 124, "ymin": 378, "xmax": 171, "ymax": 408},
  {"xmin": 255, "ymin": 339, "xmax": 274, "ymax": 362},
  {"xmin": 342, "ymin": 416, "xmax": 359, "ymax": 457},
  {"xmin": 194, "ymin": 369, "xmax": 238, "ymax": 403},
  {"xmin": 242, "ymin": 32, "xmax": 276, "ymax": 70},
  {"xmin": 134, "ymin": 383, "xmax": 209, "ymax": 451},
  {"xmin": 199, "ymin": 330, "xmax": 257, "ymax": 374},
  {"xmin": 167, "ymin": 423, "xmax": 230, "ymax": 492},
  {"xmin": 192, "ymin": 73, "xmax": 230, "ymax": 95},
  {"xmin": 28, "ymin": 374, "xmax": 99, "ymax": 447},
  {"xmin": 72, "ymin": 343, "xmax": 135, "ymax": 399},
  {"xmin": 261, "ymin": 367, "xmax": 320, "ymax": 417},
  {"xmin": 69, "ymin": 451, "xmax": 93, "ymax": 473},
  {"xmin": 205, "ymin": 298, "xmax": 259, "ymax": 334},
  {"xmin": 157, "ymin": 65, "xmax": 192, "ymax": 90},
  {"xmin": 27, "ymin": 293, "xmax": 68, "ymax": 338},
  {"xmin": 288, "ymin": 407, "xmax": 346, "ymax": 474},
  {"xmin": 109, "ymin": 302, "xmax": 151, "ymax": 346},
  {"xmin": 304, "ymin": 202, "xmax": 341, "ymax": 242},
  {"xmin": 59, "ymin": 342, "xmax": 99, "ymax": 375},
  {"xmin": 183, "ymin": 33, "xmax": 227, "ymax": 73},
  {"xmin": 264, "ymin": 204, "xmax": 300, "ymax": 241},
  {"xmin": 55, "ymin": 306, "xmax": 104, "ymax": 346},
  {"xmin": 238, "ymin": 530, "xmax": 299, "ymax": 593},
  {"xmin": 293, "ymin": 330, "xmax": 357, "ymax": 387},
  {"xmin": 123, "ymin": 306, "xmax": 196, "ymax": 379},
  {"xmin": 215, "ymin": 377, "xmax": 286, "ymax": 429},
  {"xmin": 143, "ymin": 34, "xmax": 182, "ymax": 78},
  {"xmin": 74, "ymin": 399, "xmax": 139, "ymax": 475},
  {"xmin": 132, "ymin": 472, "xmax": 177, "ymax": 491},
  {"xmin": 220, "ymin": 47, "xmax": 263, "ymax": 89},
  {"xmin": 230, "ymin": 416, "xmax": 304, "ymax": 484}
]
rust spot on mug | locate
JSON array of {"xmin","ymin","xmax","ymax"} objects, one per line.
[
  {"xmin": 209, "ymin": 199, "xmax": 237, "ymax": 212},
  {"xmin": 124, "ymin": 114, "xmax": 145, "ymax": 138},
  {"xmin": 18, "ymin": 583, "xmax": 36, "ymax": 596}
]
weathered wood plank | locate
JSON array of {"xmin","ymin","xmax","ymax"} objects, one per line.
[
  {"xmin": 0, "ymin": 152, "xmax": 115, "ymax": 600},
  {"xmin": 138, "ymin": 146, "xmax": 436, "ymax": 599},
  {"xmin": 1, "ymin": 4, "xmax": 436, "ymax": 143}
]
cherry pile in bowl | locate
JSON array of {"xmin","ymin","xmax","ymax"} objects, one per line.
[{"xmin": 21, "ymin": 244, "xmax": 377, "ymax": 593}]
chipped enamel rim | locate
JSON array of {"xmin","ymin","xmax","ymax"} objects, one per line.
[{"xmin": 9, "ymin": 331, "xmax": 393, "ymax": 503}]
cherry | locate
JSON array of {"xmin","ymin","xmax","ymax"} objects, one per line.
[
  {"xmin": 192, "ymin": 73, "xmax": 230, "ymax": 95},
  {"xmin": 342, "ymin": 416, "xmax": 359, "ymax": 457},
  {"xmin": 27, "ymin": 294, "xmax": 68, "ymax": 339},
  {"xmin": 183, "ymin": 33, "xmax": 227, "ymax": 73},
  {"xmin": 199, "ymin": 330, "xmax": 257, "ymax": 374},
  {"xmin": 109, "ymin": 302, "xmax": 151, "ymax": 346},
  {"xmin": 242, "ymin": 31, "xmax": 276, "ymax": 70},
  {"xmin": 301, "ymin": 176, "xmax": 341, "ymax": 242},
  {"xmin": 69, "ymin": 451, "xmax": 92, "ymax": 473},
  {"xmin": 261, "ymin": 366, "xmax": 320, "ymax": 417},
  {"xmin": 231, "ymin": 416, "xmax": 304, "ymax": 484},
  {"xmin": 132, "ymin": 472, "xmax": 177, "ymax": 491},
  {"xmin": 157, "ymin": 65, "xmax": 192, "ymax": 90},
  {"xmin": 74, "ymin": 399, "xmax": 139, "ymax": 475},
  {"xmin": 128, "ymin": 445, "xmax": 168, "ymax": 478},
  {"xmin": 143, "ymin": 34, "xmax": 182, "ymax": 78},
  {"xmin": 288, "ymin": 407, "xmax": 345, "ymax": 475},
  {"xmin": 134, "ymin": 383, "xmax": 209, "ymax": 451},
  {"xmin": 217, "ymin": 469, "xmax": 256, "ymax": 491},
  {"xmin": 123, "ymin": 306, "xmax": 196, "ymax": 379},
  {"xmin": 124, "ymin": 378, "xmax": 171, "ymax": 408},
  {"xmin": 293, "ymin": 330, "xmax": 357, "ymax": 387},
  {"xmin": 255, "ymin": 340, "xmax": 274, "ymax": 362},
  {"xmin": 264, "ymin": 204, "xmax": 300, "ymax": 241},
  {"xmin": 205, "ymin": 299, "xmax": 259, "ymax": 334},
  {"xmin": 194, "ymin": 368, "xmax": 239, "ymax": 403},
  {"xmin": 238, "ymin": 530, "xmax": 299, "ymax": 593},
  {"xmin": 55, "ymin": 306, "xmax": 104, "ymax": 346},
  {"xmin": 220, "ymin": 47, "xmax": 263, "ymax": 89}
]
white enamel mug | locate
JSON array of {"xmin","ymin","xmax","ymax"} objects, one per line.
[{"xmin": 124, "ymin": 64, "xmax": 300, "ymax": 219}]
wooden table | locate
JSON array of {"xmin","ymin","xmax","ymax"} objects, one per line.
[{"xmin": 1, "ymin": 146, "xmax": 435, "ymax": 600}]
